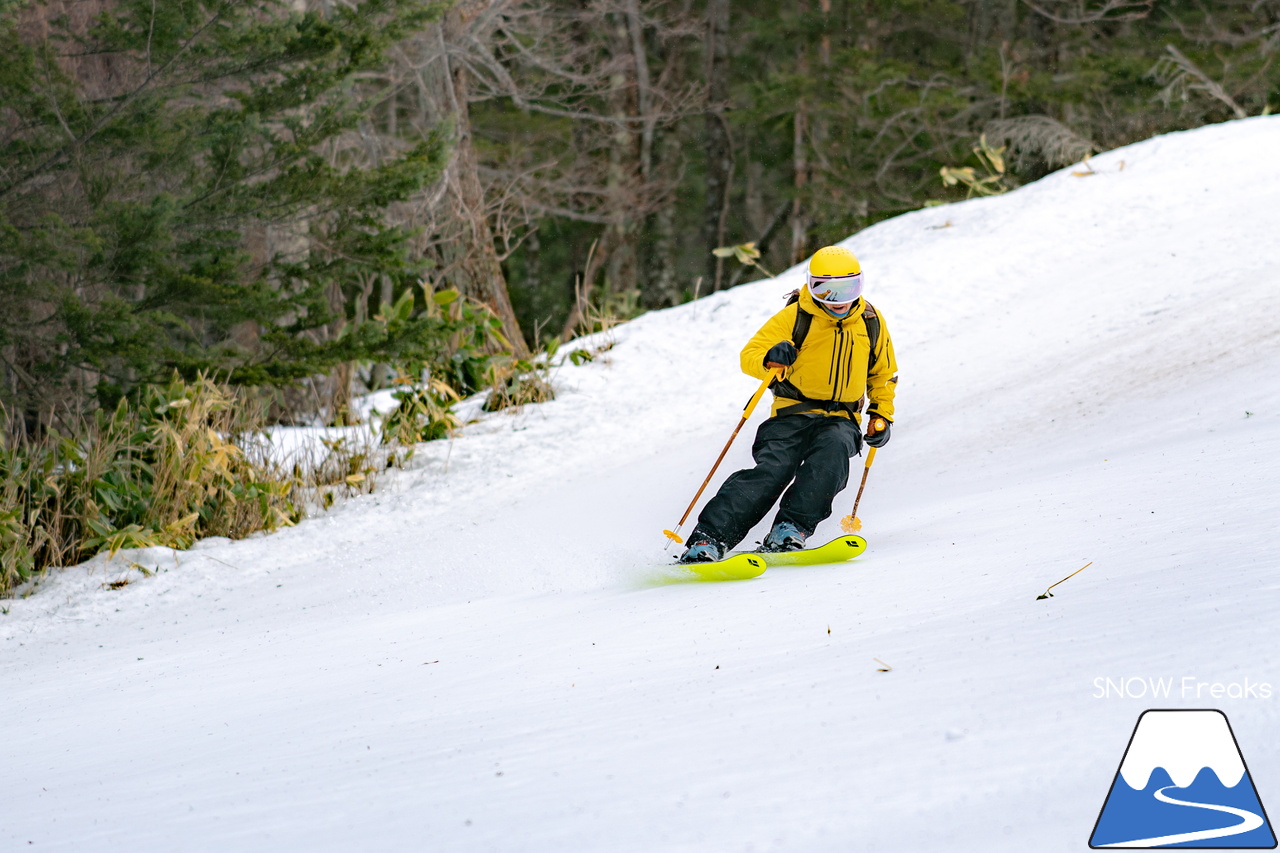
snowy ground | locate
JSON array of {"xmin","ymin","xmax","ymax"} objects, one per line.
[{"xmin": 4, "ymin": 116, "xmax": 1280, "ymax": 852}]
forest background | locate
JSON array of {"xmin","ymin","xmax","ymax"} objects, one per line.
[{"xmin": 1, "ymin": 0, "xmax": 1278, "ymax": 591}]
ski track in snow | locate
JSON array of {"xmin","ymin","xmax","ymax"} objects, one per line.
[{"xmin": 4, "ymin": 116, "xmax": 1280, "ymax": 852}]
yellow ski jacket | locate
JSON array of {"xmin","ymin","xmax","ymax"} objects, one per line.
[{"xmin": 740, "ymin": 286, "xmax": 898, "ymax": 422}]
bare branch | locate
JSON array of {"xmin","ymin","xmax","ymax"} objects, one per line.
[
  {"xmin": 1019, "ymin": 0, "xmax": 1153, "ymax": 24},
  {"xmin": 1150, "ymin": 44, "xmax": 1248, "ymax": 119}
]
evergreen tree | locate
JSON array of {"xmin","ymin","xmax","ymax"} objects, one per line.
[{"xmin": 0, "ymin": 0, "xmax": 460, "ymax": 428}]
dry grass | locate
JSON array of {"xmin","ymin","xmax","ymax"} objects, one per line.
[
  {"xmin": 0, "ymin": 376, "xmax": 408, "ymax": 597},
  {"xmin": 985, "ymin": 115, "xmax": 1097, "ymax": 170}
]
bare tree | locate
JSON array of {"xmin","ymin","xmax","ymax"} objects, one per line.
[{"xmin": 368, "ymin": 0, "xmax": 699, "ymax": 343}]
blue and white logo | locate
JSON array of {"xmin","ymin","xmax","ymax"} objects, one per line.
[{"xmin": 1091, "ymin": 709, "xmax": 1276, "ymax": 848}]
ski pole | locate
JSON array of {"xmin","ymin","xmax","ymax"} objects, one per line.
[
  {"xmin": 841, "ymin": 418, "xmax": 885, "ymax": 533},
  {"xmin": 664, "ymin": 369, "xmax": 782, "ymax": 548}
]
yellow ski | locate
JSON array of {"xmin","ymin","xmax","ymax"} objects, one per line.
[
  {"xmin": 680, "ymin": 535, "xmax": 867, "ymax": 581},
  {"xmin": 756, "ymin": 534, "xmax": 867, "ymax": 566},
  {"xmin": 684, "ymin": 553, "xmax": 768, "ymax": 582}
]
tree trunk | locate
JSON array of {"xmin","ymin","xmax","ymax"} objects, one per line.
[
  {"xmin": 702, "ymin": 0, "xmax": 733, "ymax": 291},
  {"xmin": 639, "ymin": 14, "xmax": 680, "ymax": 307},
  {"xmin": 644, "ymin": 126, "xmax": 681, "ymax": 306},
  {"xmin": 604, "ymin": 11, "xmax": 638, "ymax": 304},
  {"xmin": 426, "ymin": 8, "xmax": 529, "ymax": 356},
  {"xmin": 788, "ymin": 93, "xmax": 808, "ymax": 262},
  {"xmin": 791, "ymin": 32, "xmax": 810, "ymax": 263},
  {"xmin": 812, "ymin": 0, "xmax": 831, "ymax": 187}
]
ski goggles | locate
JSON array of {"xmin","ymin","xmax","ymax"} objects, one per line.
[{"xmin": 806, "ymin": 271, "xmax": 863, "ymax": 305}]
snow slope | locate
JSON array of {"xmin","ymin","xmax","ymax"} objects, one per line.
[{"xmin": 4, "ymin": 116, "xmax": 1280, "ymax": 853}]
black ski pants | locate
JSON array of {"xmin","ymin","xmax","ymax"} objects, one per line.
[{"xmin": 694, "ymin": 413, "xmax": 862, "ymax": 550}]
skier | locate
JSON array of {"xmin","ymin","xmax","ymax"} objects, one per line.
[{"xmin": 678, "ymin": 245, "xmax": 898, "ymax": 563}]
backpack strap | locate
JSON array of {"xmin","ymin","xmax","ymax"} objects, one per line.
[
  {"xmin": 785, "ymin": 290, "xmax": 876, "ymax": 360},
  {"xmin": 783, "ymin": 289, "xmax": 812, "ymax": 351},
  {"xmin": 862, "ymin": 301, "xmax": 880, "ymax": 375},
  {"xmin": 779, "ymin": 292, "xmax": 882, "ymax": 394},
  {"xmin": 771, "ymin": 380, "xmax": 861, "ymax": 418},
  {"xmin": 791, "ymin": 304, "xmax": 812, "ymax": 350}
]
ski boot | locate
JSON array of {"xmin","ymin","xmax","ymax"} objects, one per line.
[
  {"xmin": 760, "ymin": 521, "xmax": 807, "ymax": 553},
  {"xmin": 678, "ymin": 531, "xmax": 726, "ymax": 564}
]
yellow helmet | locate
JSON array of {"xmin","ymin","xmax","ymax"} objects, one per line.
[
  {"xmin": 807, "ymin": 246, "xmax": 863, "ymax": 306},
  {"xmin": 808, "ymin": 245, "xmax": 861, "ymax": 278}
]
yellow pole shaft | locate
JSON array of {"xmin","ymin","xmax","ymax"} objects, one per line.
[{"xmin": 849, "ymin": 445, "xmax": 877, "ymax": 519}]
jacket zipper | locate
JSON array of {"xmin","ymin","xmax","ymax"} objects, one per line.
[{"xmin": 828, "ymin": 318, "xmax": 847, "ymax": 402}]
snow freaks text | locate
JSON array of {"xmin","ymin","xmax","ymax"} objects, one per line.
[{"xmin": 1093, "ymin": 677, "xmax": 1274, "ymax": 701}]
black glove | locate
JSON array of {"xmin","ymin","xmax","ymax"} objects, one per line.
[
  {"xmin": 864, "ymin": 416, "xmax": 891, "ymax": 448},
  {"xmin": 763, "ymin": 341, "xmax": 798, "ymax": 367}
]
